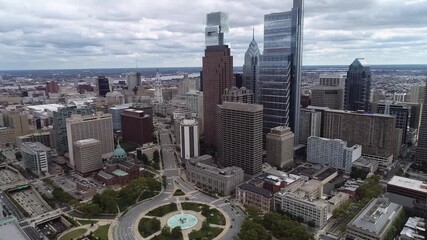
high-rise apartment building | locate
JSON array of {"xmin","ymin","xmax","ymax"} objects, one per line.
[
  {"xmin": 223, "ymin": 86, "xmax": 254, "ymax": 103},
  {"xmin": 323, "ymin": 110, "xmax": 401, "ymax": 167},
  {"xmin": 53, "ymin": 106, "xmax": 94, "ymax": 155},
  {"xmin": 415, "ymin": 82, "xmax": 427, "ymax": 163},
  {"xmin": 243, "ymin": 33, "xmax": 261, "ymax": 101},
  {"xmin": 217, "ymin": 102, "xmax": 263, "ymax": 175},
  {"xmin": 73, "ymin": 139, "xmax": 102, "ymax": 175},
  {"xmin": 377, "ymin": 101, "xmax": 410, "ymax": 144},
  {"xmin": 307, "ymin": 136, "xmax": 362, "ymax": 172},
  {"xmin": 121, "ymin": 109, "xmax": 153, "ymax": 146},
  {"xmin": 299, "ymin": 108, "xmax": 321, "ymax": 145},
  {"xmin": 66, "ymin": 113, "xmax": 114, "ymax": 167},
  {"xmin": 202, "ymin": 45, "xmax": 233, "ymax": 146},
  {"xmin": 180, "ymin": 118, "xmax": 199, "ymax": 160},
  {"xmin": 126, "ymin": 72, "xmax": 141, "ymax": 91},
  {"xmin": 344, "ymin": 58, "xmax": 372, "ymax": 111},
  {"xmin": 311, "ymin": 73, "xmax": 345, "ymax": 110},
  {"xmin": 258, "ymin": 0, "xmax": 304, "ymax": 145},
  {"xmin": 97, "ymin": 76, "xmax": 110, "ymax": 97},
  {"xmin": 266, "ymin": 126, "xmax": 294, "ymax": 168},
  {"xmin": 21, "ymin": 142, "xmax": 51, "ymax": 175}
]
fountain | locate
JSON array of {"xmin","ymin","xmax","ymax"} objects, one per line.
[{"xmin": 167, "ymin": 213, "xmax": 198, "ymax": 230}]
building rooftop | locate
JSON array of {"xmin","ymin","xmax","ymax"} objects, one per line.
[
  {"xmin": 109, "ymin": 103, "xmax": 133, "ymax": 110},
  {"xmin": 21, "ymin": 142, "xmax": 51, "ymax": 154},
  {"xmin": 238, "ymin": 183, "xmax": 273, "ymax": 198},
  {"xmin": 348, "ymin": 198, "xmax": 402, "ymax": 235},
  {"xmin": 188, "ymin": 155, "xmax": 243, "ymax": 176},
  {"xmin": 112, "ymin": 169, "xmax": 128, "ymax": 177},
  {"xmin": 74, "ymin": 138, "xmax": 100, "ymax": 146},
  {"xmin": 313, "ymin": 167, "xmax": 338, "ymax": 182},
  {"xmin": 27, "ymin": 104, "xmax": 64, "ymax": 112},
  {"xmin": 219, "ymin": 101, "xmax": 263, "ymax": 112},
  {"xmin": 0, "ymin": 219, "xmax": 28, "ymax": 240},
  {"xmin": 388, "ymin": 176, "xmax": 427, "ymax": 193},
  {"xmin": 98, "ymin": 170, "xmax": 114, "ymax": 180}
]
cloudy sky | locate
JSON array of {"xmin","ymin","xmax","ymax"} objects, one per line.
[{"xmin": 0, "ymin": 0, "xmax": 426, "ymax": 70}]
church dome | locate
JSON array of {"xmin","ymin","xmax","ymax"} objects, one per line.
[{"xmin": 112, "ymin": 144, "xmax": 126, "ymax": 160}]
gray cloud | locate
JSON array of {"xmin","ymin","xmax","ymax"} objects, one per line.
[{"xmin": 0, "ymin": 0, "xmax": 426, "ymax": 70}]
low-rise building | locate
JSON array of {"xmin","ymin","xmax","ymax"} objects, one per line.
[
  {"xmin": 400, "ymin": 217, "xmax": 426, "ymax": 240},
  {"xmin": 186, "ymin": 155, "xmax": 244, "ymax": 196},
  {"xmin": 352, "ymin": 157, "xmax": 379, "ymax": 173},
  {"xmin": 346, "ymin": 198, "xmax": 403, "ymax": 240},
  {"xmin": 236, "ymin": 183, "xmax": 274, "ymax": 213},
  {"xmin": 386, "ymin": 176, "xmax": 427, "ymax": 210},
  {"xmin": 76, "ymin": 179, "xmax": 97, "ymax": 199},
  {"xmin": 0, "ymin": 127, "xmax": 15, "ymax": 147}
]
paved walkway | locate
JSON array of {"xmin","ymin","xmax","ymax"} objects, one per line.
[{"xmin": 58, "ymin": 220, "xmax": 111, "ymax": 240}]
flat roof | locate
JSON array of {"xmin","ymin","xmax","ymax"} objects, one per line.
[
  {"xmin": 238, "ymin": 183, "xmax": 273, "ymax": 198},
  {"xmin": 112, "ymin": 169, "xmax": 128, "ymax": 177},
  {"xmin": 98, "ymin": 170, "xmax": 114, "ymax": 180},
  {"xmin": 388, "ymin": 176, "xmax": 427, "ymax": 193},
  {"xmin": 0, "ymin": 220, "xmax": 28, "ymax": 240},
  {"xmin": 219, "ymin": 101, "xmax": 263, "ymax": 112},
  {"xmin": 27, "ymin": 104, "xmax": 64, "ymax": 112}
]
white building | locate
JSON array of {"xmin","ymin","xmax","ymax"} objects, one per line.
[
  {"xmin": 21, "ymin": 142, "xmax": 51, "ymax": 175},
  {"xmin": 108, "ymin": 103, "xmax": 133, "ymax": 130},
  {"xmin": 180, "ymin": 118, "xmax": 199, "ymax": 160},
  {"xmin": 73, "ymin": 139, "xmax": 103, "ymax": 175},
  {"xmin": 307, "ymin": 136, "xmax": 362, "ymax": 172},
  {"xmin": 186, "ymin": 90, "xmax": 204, "ymax": 135}
]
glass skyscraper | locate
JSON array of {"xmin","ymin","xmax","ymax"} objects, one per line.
[
  {"xmin": 243, "ymin": 32, "xmax": 261, "ymax": 102},
  {"xmin": 258, "ymin": 0, "xmax": 304, "ymax": 145}
]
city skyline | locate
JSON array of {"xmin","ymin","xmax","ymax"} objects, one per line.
[{"xmin": 1, "ymin": 0, "xmax": 427, "ymax": 70}]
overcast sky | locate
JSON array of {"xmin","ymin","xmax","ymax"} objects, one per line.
[{"xmin": 0, "ymin": 0, "xmax": 426, "ymax": 70}]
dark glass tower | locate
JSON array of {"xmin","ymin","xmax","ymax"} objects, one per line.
[
  {"xmin": 344, "ymin": 58, "xmax": 372, "ymax": 111},
  {"xmin": 97, "ymin": 76, "xmax": 110, "ymax": 97},
  {"xmin": 243, "ymin": 31, "xmax": 261, "ymax": 102},
  {"xmin": 416, "ymin": 82, "xmax": 427, "ymax": 163},
  {"xmin": 258, "ymin": 0, "xmax": 304, "ymax": 145}
]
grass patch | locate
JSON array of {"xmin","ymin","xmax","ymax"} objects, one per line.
[
  {"xmin": 146, "ymin": 203, "xmax": 177, "ymax": 217},
  {"xmin": 173, "ymin": 189, "xmax": 185, "ymax": 196},
  {"xmin": 138, "ymin": 218, "xmax": 161, "ymax": 237},
  {"xmin": 59, "ymin": 228, "xmax": 87, "ymax": 240},
  {"xmin": 93, "ymin": 224, "xmax": 110, "ymax": 240},
  {"xmin": 202, "ymin": 208, "xmax": 226, "ymax": 225},
  {"xmin": 181, "ymin": 202, "xmax": 209, "ymax": 212},
  {"xmin": 189, "ymin": 221, "xmax": 223, "ymax": 240},
  {"xmin": 77, "ymin": 219, "xmax": 97, "ymax": 226}
]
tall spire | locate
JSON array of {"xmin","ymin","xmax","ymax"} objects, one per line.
[{"xmin": 252, "ymin": 27, "xmax": 255, "ymax": 41}]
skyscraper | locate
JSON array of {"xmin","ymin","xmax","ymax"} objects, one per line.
[
  {"xmin": 180, "ymin": 118, "xmax": 200, "ymax": 160},
  {"xmin": 243, "ymin": 31, "xmax": 261, "ymax": 101},
  {"xmin": 311, "ymin": 73, "xmax": 345, "ymax": 110},
  {"xmin": 217, "ymin": 102, "xmax": 263, "ymax": 175},
  {"xmin": 344, "ymin": 58, "xmax": 372, "ymax": 111},
  {"xmin": 377, "ymin": 101, "xmax": 410, "ymax": 144},
  {"xmin": 205, "ymin": 12, "xmax": 229, "ymax": 47},
  {"xmin": 258, "ymin": 0, "xmax": 304, "ymax": 145},
  {"xmin": 126, "ymin": 72, "xmax": 141, "ymax": 92},
  {"xmin": 415, "ymin": 82, "xmax": 427, "ymax": 163},
  {"xmin": 121, "ymin": 109, "xmax": 153, "ymax": 146},
  {"xmin": 97, "ymin": 76, "xmax": 110, "ymax": 97},
  {"xmin": 73, "ymin": 139, "xmax": 102, "ymax": 175},
  {"xmin": 266, "ymin": 126, "xmax": 294, "ymax": 168}
]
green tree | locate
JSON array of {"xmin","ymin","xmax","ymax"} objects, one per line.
[
  {"xmin": 153, "ymin": 150, "xmax": 160, "ymax": 162},
  {"xmin": 141, "ymin": 153, "xmax": 149, "ymax": 165},
  {"xmin": 171, "ymin": 226, "xmax": 182, "ymax": 239}
]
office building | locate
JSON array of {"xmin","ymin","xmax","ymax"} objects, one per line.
[
  {"xmin": 0, "ymin": 127, "xmax": 15, "ymax": 147},
  {"xmin": 53, "ymin": 105, "xmax": 94, "ymax": 155},
  {"xmin": 173, "ymin": 108, "xmax": 192, "ymax": 144},
  {"xmin": 307, "ymin": 136, "xmax": 362, "ymax": 172},
  {"xmin": 242, "ymin": 32, "xmax": 261, "ymax": 101},
  {"xmin": 186, "ymin": 155, "xmax": 244, "ymax": 196},
  {"xmin": 97, "ymin": 76, "xmax": 110, "ymax": 97},
  {"xmin": 217, "ymin": 102, "xmax": 263, "ymax": 175},
  {"xmin": 73, "ymin": 139, "xmax": 102, "ymax": 175},
  {"xmin": 108, "ymin": 103, "xmax": 133, "ymax": 131},
  {"xmin": 126, "ymin": 72, "xmax": 141, "ymax": 91},
  {"xmin": 223, "ymin": 86, "xmax": 254, "ymax": 103},
  {"xmin": 387, "ymin": 176, "xmax": 427, "ymax": 209},
  {"xmin": 323, "ymin": 109, "xmax": 401, "ymax": 167},
  {"xmin": 258, "ymin": 0, "xmax": 304, "ymax": 144},
  {"xmin": 121, "ymin": 109, "xmax": 153, "ymax": 146},
  {"xmin": 299, "ymin": 108, "xmax": 321, "ymax": 145},
  {"xmin": 266, "ymin": 126, "xmax": 294, "ymax": 168},
  {"xmin": 180, "ymin": 118, "xmax": 199, "ymax": 160},
  {"xmin": 275, "ymin": 190, "xmax": 328, "ymax": 228},
  {"xmin": 344, "ymin": 58, "xmax": 372, "ymax": 111},
  {"xmin": 66, "ymin": 113, "xmax": 114, "ymax": 167},
  {"xmin": 416, "ymin": 82, "xmax": 427, "ymax": 163},
  {"xmin": 410, "ymin": 85, "xmax": 425, "ymax": 104},
  {"xmin": 377, "ymin": 101, "xmax": 410, "ymax": 144},
  {"xmin": 17, "ymin": 132, "xmax": 53, "ymax": 148},
  {"xmin": 186, "ymin": 90, "xmax": 204, "ymax": 116},
  {"xmin": 311, "ymin": 73, "xmax": 346, "ymax": 110},
  {"xmin": 202, "ymin": 45, "xmax": 233, "ymax": 146},
  {"xmin": 205, "ymin": 12, "xmax": 229, "ymax": 47},
  {"xmin": 21, "ymin": 142, "xmax": 51, "ymax": 175},
  {"xmin": 237, "ymin": 183, "xmax": 275, "ymax": 213},
  {"xmin": 7, "ymin": 111, "xmax": 30, "ymax": 137},
  {"xmin": 346, "ymin": 198, "xmax": 403, "ymax": 240}
]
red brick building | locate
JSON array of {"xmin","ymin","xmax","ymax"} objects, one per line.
[
  {"xmin": 121, "ymin": 109, "xmax": 153, "ymax": 146},
  {"xmin": 46, "ymin": 81, "xmax": 59, "ymax": 93}
]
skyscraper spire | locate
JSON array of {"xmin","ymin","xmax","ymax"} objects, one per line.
[{"xmin": 252, "ymin": 27, "xmax": 255, "ymax": 41}]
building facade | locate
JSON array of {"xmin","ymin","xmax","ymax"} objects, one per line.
[
  {"xmin": 186, "ymin": 155, "xmax": 244, "ymax": 196},
  {"xmin": 307, "ymin": 136, "xmax": 362, "ymax": 172},
  {"xmin": 180, "ymin": 118, "xmax": 199, "ymax": 160},
  {"xmin": 377, "ymin": 101, "xmax": 410, "ymax": 144},
  {"xmin": 223, "ymin": 86, "xmax": 254, "ymax": 103},
  {"xmin": 121, "ymin": 109, "xmax": 153, "ymax": 146},
  {"xmin": 66, "ymin": 113, "xmax": 114, "ymax": 167},
  {"xmin": 242, "ymin": 34, "xmax": 261, "ymax": 101},
  {"xmin": 217, "ymin": 102, "xmax": 263, "ymax": 175},
  {"xmin": 126, "ymin": 72, "xmax": 141, "ymax": 91},
  {"xmin": 266, "ymin": 126, "xmax": 294, "ymax": 168},
  {"xmin": 0, "ymin": 127, "xmax": 15, "ymax": 147},
  {"xmin": 299, "ymin": 108, "xmax": 321, "ymax": 145},
  {"xmin": 258, "ymin": 0, "xmax": 304, "ymax": 144},
  {"xmin": 108, "ymin": 103, "xmax": 133, "ymax": 131},
  {"xmin": 344, "ymin": 58, "xmax": 372, "ymax": 111},
  {"xmin": 97, "ymin": 76, "xmax": 110, "ymax": 97},
  {"xmin": 237, "ymin": 183, "xmax": 274, "ymax": 213},
  {"xmin": 415, "ymin": 82, "xmax": 427, "ymax": 163},
  {"xmin": 311, "ymin": 74, "xmax": 345, "ymax": 110},
  {"xmin": 73, "ymin": 139, "xmax": 102, "ymax": 175},
  {"xmin": 21, "ymin": 142, "xmax": 51, "ymax": 175}
]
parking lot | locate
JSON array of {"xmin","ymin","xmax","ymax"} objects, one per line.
[
  {"xmin": 0, "ymin": 168, "xmax": 20, "ymax": 185},
  {"xmin": 10, "ymin": 189, "xmax": 50, "ymax": 217},
  {"xmin": 50, "ymin": 174, "xmax": 104, "ymax": 199}
]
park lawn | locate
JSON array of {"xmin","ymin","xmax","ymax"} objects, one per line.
[
  {"xmin": 138, "ymin": 218, "xmax": 161, "ymax": 237},
  {"xmin": 146, "ymin": 203, "xmax": 177, "ymax": 217},
  {"xmin": 59, "ymin": 228, "xmax": 87, "ymax": 240},
  {"xmin": 77, "ymin": 219, "xmax": 98, "ymax": 226},
  {"xmin": 189, "ymin": 224, "xmax": 222, "ymax": 240},
  {"xmin": 202, "ymin": 208, "xmax": 226, "ymax": 225},
  {"xmin": 93, "ymin": 224, "xmax": 110, "ymax": 240}
]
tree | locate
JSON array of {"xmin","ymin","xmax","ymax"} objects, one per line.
[
  {"xmin": 153, "ymin": 150, "xmax": 160, "ymax": 162},
  {"xmin": 171, "ymin": 226, "xmax": 182, "ymax": 238},
  {"xmin": 141, "ymin": 153, "xmax": 149, "ymax": 165},
  {"xmin": 246, "ymin": 205, "xmax": 262, "ymax": 221},
  {"xmin": 15, "ymin": 152, "xmax": 22, "ymax": 160}
]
